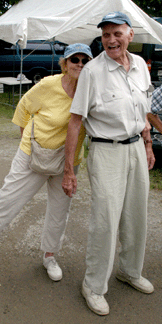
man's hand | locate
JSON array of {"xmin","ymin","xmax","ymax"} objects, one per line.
[
  {"xmin": 145, "ymin": 143, "xmax": 155, "ymax": 170},
  {"xmin": 142, "ymin": 116, "xmax": 155, "ymax": 170},
  {"xmin": 62, "ymin": 171, "xmax": 77, "ymax": 198},
  {"xmin": 62, "ymin": 113, "xmax": 82, "ymax": 197}
]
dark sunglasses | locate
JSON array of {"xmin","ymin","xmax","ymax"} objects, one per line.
[{"xmin": 70, "ymin": 57, "xmax": 89, "ymax": 65}]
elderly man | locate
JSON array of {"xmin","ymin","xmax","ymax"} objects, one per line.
[{"xmin": 62, "ymin": 12, "xmax": 155, "ymax": 316}]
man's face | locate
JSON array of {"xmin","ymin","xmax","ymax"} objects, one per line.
[{"xmin": 101, "ymin": 23, "xmax": 134, "ymax": 63}]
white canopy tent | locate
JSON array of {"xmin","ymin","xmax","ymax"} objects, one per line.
[
  {"xmin": 1, "ymin": 0, "xmax": 162, "ymax": 99},
  {"xmin": 0, "ymin": 0, "xmax": 162, "ymax": 48}
]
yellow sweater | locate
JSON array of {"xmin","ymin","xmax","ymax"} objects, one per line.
[{"xmin": 12, "ymin": 74, "xmax": 85, "ymax": 166}]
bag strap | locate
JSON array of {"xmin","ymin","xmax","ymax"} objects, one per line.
[{"xmin": 30, "ymin": 119, "xmax": 35, "ymax": 139}]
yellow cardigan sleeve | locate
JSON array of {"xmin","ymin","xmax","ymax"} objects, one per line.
[{"xmin": 12, "ymin": 80, "xmax": 45, "ymax": 128}]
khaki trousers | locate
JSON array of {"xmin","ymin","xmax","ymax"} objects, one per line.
[
  {"xmin": 85, "ymin": 137, "xmax": 149, "ymax": 295},
  {"xmin": 0, "ymin": 148, "xmax": 77, "ymax": 252}
]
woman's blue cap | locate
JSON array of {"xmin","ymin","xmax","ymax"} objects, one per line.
[
  {"xmin": 97, "ymin": 11, "xmax": 132, "ymax": 28},
  {"xmin": 64, "ymin": 43, "xmax": 93, "ymax": 59}
]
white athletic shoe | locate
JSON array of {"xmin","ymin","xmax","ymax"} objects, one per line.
[
  {"xmin": 116, "ymin": 269, "xmax": 154, "ymax": 294},
  {"xmin": 82, "ymin": 279, "xmax": 109, "ymax": 316},
  {"xmin": 43, "ymin": 254, "xmax": 62, "ymax": 281}
]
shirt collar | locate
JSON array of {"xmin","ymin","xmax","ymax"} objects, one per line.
[{"xmin": 103, "ymin": 50, "xmax": 139, "ymax": 72}]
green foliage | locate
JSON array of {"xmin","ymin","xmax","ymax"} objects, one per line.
[
  {"xmin": 132, "ymin": 0, "xmax": 162, "ymax": 17},
  {"xmin": 0, "ymin": 0, "xmax": 20, "ymax": 15}
]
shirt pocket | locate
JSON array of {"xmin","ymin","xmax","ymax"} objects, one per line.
[{"xmin": 101, "ymin": 90, "xmax": 123, "ymax": 118}]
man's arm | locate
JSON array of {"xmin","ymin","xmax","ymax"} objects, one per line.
[
  {"xmin": 62, "ymin": 113, "xmax": 82, "ymax": 198},
  {"xmin": 141, "ymin": 117, "xmax": 155, "ymax": 170},
  {"xmin": 147, "ymin": 113, "xmax": 162, "ymax": 134}
]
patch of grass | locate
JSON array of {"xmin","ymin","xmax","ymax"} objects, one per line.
[
  {"xmin": 84, "ymin": 143, "xmax": 89, "ymax": 158},
  {"xmin": 0, "ymin": 93, "xmax": 19, "ymax": 119},
  {"xmin": 149, "ymin": 168, "xmax": 162, "ymax": 190},
  {"xmin": 0, "ymin": 86, "xmax": 30, "ymax": 119},
  {"xmin": 83, "ymin": 135, "xmax": 89, "ymax": 158}
]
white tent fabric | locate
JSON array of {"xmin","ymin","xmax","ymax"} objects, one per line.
[{"xmin": 0, "ymin": 0, "xmax": 162, "ymax": 48}]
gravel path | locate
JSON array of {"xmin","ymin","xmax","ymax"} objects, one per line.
[{"xmin": 0, "ymin": 117, "xmax": 162, "ymax": 324}]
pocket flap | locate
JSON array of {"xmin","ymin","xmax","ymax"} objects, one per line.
[{"xmin": 102, "ymin": 90, "xmax": 123, "ymax": 102}]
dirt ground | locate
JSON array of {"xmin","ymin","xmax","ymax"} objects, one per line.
[{"xmin": 0, "ymin": 117, "xmax": 162, "ymax": 324}]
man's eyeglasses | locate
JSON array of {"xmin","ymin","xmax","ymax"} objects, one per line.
[{"xmin": 70, "ymin": 57, "xmax": 89, "ymax": 65}]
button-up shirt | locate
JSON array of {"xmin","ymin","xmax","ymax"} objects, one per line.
[
  {"xmin": 151, "ymin": 85, "xmax": 162, "ymax": 114},
  {"xmin": 70, "ymin": 51, "xmax": 152, "ymax": 141}
]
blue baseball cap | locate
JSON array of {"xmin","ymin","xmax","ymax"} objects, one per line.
[
  {"xmin": 64, "ymin": 43, "xmax": 93, "ymax": 59},
  {"xmin": 97, "ymin": 11, "xmax": 132, "ymax": 28}
]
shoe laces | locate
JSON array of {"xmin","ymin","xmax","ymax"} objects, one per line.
[
  {"xmin": 45, "ymin": 256, "xmax": 57, "ymax": 267},
  {"xmin": 91, "ymin": 292, "xmax": 103, "ymax": 300},
  {"xmin": 49, "ymin": 258, "xmax": 57, "ymax": 267}
]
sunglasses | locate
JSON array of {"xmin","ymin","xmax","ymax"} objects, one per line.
[{"xmin": 70, "ymin": 57, "xmax": 89, "ymax": 65}]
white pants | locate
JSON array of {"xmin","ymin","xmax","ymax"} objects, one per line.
[
  {"xmin": 0, "ymin": 148, "xmax": 78, "ymax": 253},
  {"xmin": 85, "ymin": 137, "xmax": 149, "ymax": 295}
]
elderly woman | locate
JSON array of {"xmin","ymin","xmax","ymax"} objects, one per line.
[{"xmin": 0, "ymin": 43, "xmax": 93, "ymax": 281}]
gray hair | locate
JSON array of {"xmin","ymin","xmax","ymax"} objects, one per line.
[{"xmin": 59, "ymin": 57, "xmax": 67, "ymax": 74}]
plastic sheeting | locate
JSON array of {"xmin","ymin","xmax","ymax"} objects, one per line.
[{"xmin": 0, "ymin": 0, "xmax": 162, "ymax": 48}]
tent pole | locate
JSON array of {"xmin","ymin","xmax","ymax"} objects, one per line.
[
  {"xmin": 19, "ymin": 48, "xmax": 23, "ymax": 100},
  {"xmin": 51, "ymin": 37, "xmax": 55, "ymax": 75}
]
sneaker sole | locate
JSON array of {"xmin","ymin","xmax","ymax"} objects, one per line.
[
  {"xmin": 116, "ymin": 274, "xmax": 154, "ymax": 294},
  {"xmin": 81, "ymin": 287, "xmax": 109, "ymax": 316}
]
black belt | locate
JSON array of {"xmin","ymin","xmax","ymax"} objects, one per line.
[{"xmin": 91, "ymin": 135, "xmax": 140, "ymax": 145}]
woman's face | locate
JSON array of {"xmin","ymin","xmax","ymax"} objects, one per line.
[{"xmin": 65, "ymin": 53, "xmax": 90, "ymax": 80}]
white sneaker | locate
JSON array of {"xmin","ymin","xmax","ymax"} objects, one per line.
[
  {"xmin": 82, "ymin": 279, "xmax": 109, "ymax": 316},
  {"xmin": 116, "ymin": 269, "xmax": 154, "ymax": 294},
  {"xmin": 43, "ymin": 254, "xmax": 62, "ymax": 281}
]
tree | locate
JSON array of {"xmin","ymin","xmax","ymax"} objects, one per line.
[
  {"xmin": 0, "ymin": 0, "xmax": 21, "ymax": 15},
  {"xmin": 133, "ymin": 0, "xmax": 162, "ymax": 17}
]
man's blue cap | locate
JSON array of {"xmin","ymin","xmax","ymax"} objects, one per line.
[
  {"xmin": 97, "ymin": 11, "xmax": 132, "ymax": 28},
  {"xmin": 64, "ymin": 43, "xmax": 93, "ymax": 59}
]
